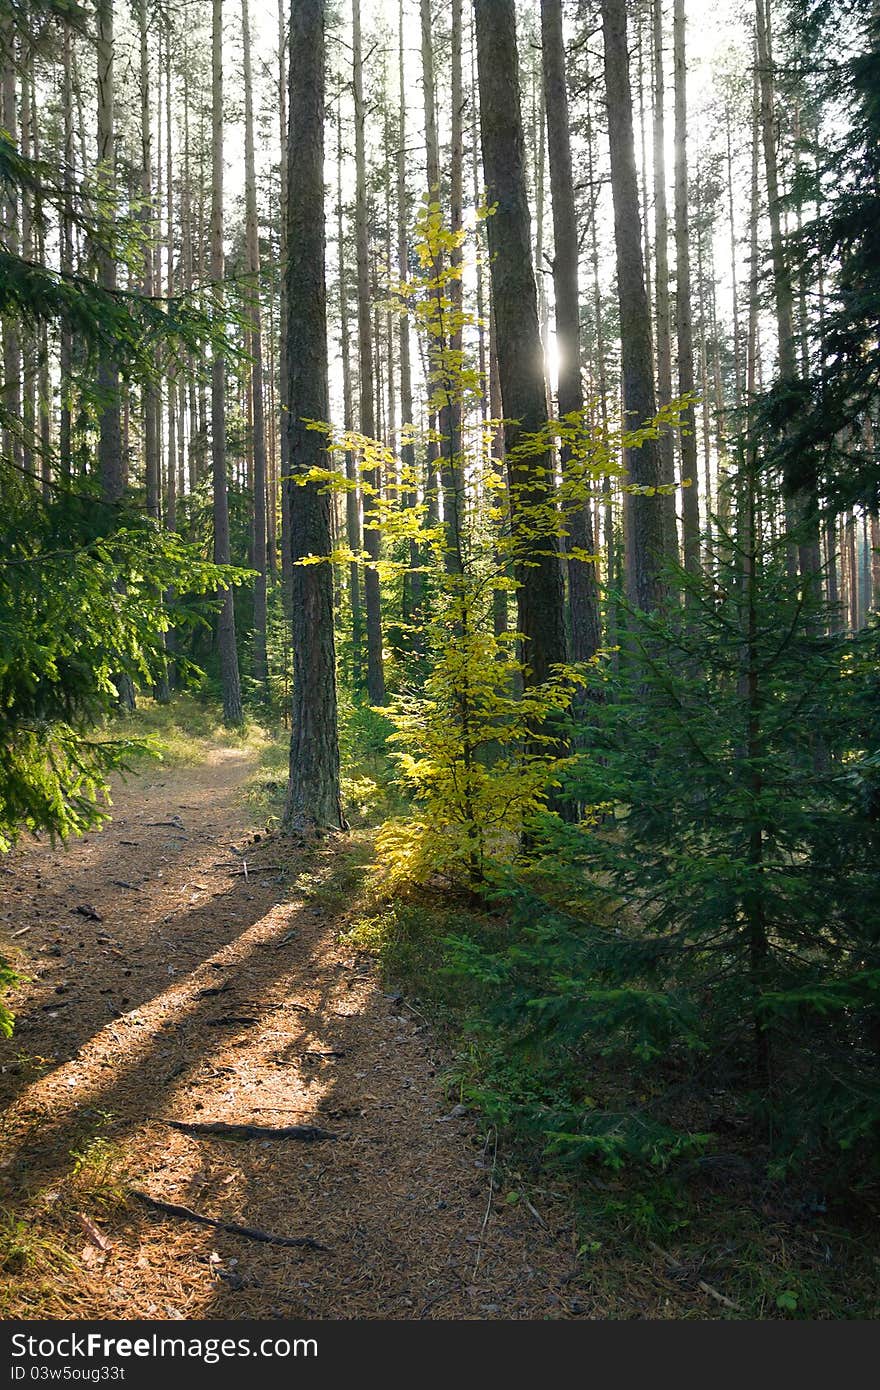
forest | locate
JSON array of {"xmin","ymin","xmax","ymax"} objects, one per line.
[{"xmin": 0, "ymin": 0, "xmax": 879, "ymax": 1323}]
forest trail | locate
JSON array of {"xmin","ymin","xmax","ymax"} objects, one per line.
[{"xmin": 0, "ymin": 745, "xmax": 581, "ymax": 1320}]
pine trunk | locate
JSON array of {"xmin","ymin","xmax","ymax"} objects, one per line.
[
  {"xmin": 475, "ymin": 0, "xmax": 567, "ymax": 685},
  {"xmin": 210, "ymin": 0, "xmax": 243, "ymax": 725},
  {"xmin": 283, "ymin": 0, "xmax": 345, "ymax": 832},
  {"xmin": 601, "ymin": 0, "xmax": 666, "ymax": 613},
  {"xmin": 652, "ymin": 0, "xmax": 678, "ymax": 559},
  {"xmin": 673, "ymin": 0, "xmax": 700, "ymax": 579},
  {"xmin": 242, "ymin": 0, "xmax": 268, "ymax": 689},
  {"xmin": 353, "ymin": 0, "xmax": 385, "ymax": 703},
  {"xmin": 540, "ymin": 0, "xmax": 600, "ymax": 662}
]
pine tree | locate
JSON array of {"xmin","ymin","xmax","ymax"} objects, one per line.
[
  {"xmin": 283, "ymin": 0, "xmax": 345, "ymax": 832},
  {"xmin": 475, "ymin": 0, "xmax": 567, "ymax": 686}
]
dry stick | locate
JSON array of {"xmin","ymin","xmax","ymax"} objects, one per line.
[
  {"xmin": 472, "ymin": 1126, "xmax": 498, "ymax": 1282},
  {"xmin": 161, "ymin": 1119, "xmax": 338, "ymax": 1142},
  {"xmin": 647, "ymin": 1239, "xmax": 743, "ymax": 1313},
  {"xmin": 131, "ymin": 1191, "xmax": 329, "ymax": 1251}
]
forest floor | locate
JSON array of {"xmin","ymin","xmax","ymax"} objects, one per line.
[
  {"xmin": 0, "ymin": 731, "xmax": 589, "ymax": 1320},
  {"xmin": 2, "ymin": 717, "xmax": 875, "ymax": 1321}
]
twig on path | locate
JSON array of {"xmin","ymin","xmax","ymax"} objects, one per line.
[
  {"xmin": 525, "ymin": 1199, "xmax": 547, "ymax": 1229},
  {"xmin": 472, "ymin": 1126, "xmax": 498, "ymax": 1282},
  {"xmin": 160, "ymin": 1119, "xmax": 338, "ymax": 1142},
  {"xmin": 647, "ymin": 1239, "xmax": 743, "ymax": 1314},
  {"xmin": 130, "ymin": 1190, "xmax": 329, "ymax": 1251},
  {"xmin": 419, "ymin": 1284, "xmax": 461, "ymax": 1318},
  {"xmin": 697, "ymin": 1280, "xmax": 743, "ymax": 1313},
  {"xmin": 251, "ymin": 1106, "xmax": 320, "ymax": 1114},
  {"xmin": 273, "ymin": 929, "xmax": 300, "ymax": 950}
]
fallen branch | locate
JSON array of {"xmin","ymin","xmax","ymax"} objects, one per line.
[
  {"xmin": 697, "ymin": 1279, "xmax": 743, "ymax": 1313},
  {"xmin": 472, "ymin": 1126, "xmax": 498, "ymax": 1281},
  {"xmin": 162, "ymin": 1119, "xmax": 338, "ymax": 1142},
  {"xmin": 130, "ymin": 1191, "xmax": 328, "ymax": 1251},
  {"xmin": 273, "ymin": 929, "xmax": 300, "ymax": 950},
  {"xmin": 647, "ymin": 1240, "xmax": 743, "ymax": 1314}
]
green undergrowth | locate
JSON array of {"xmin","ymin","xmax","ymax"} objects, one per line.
[
  {"xmin": 111, "ymin": 692, "xmax": 272, "ymax": 769},
  {"xmin": 345, "ymin": 891, "xmax": 880, "ymax": 1319},
  {"xmin": 237, "ymin": 698, "xmax": 409, "ymax": 830}
]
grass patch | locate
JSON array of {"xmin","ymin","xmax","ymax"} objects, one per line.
[{"xmin": 110, "ymin": 693, "xmax": 274, "ymax": 770}]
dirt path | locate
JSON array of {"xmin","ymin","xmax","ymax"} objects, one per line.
[{"xmin": 0, "ymin": 747, "xmax": 581, "ymax": 1319}]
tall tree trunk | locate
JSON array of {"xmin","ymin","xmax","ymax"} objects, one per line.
[
  {"xmin": 242, "ymin": 0, "xmax": 268, "ymax": 689},
  {"xmin": 31, "ymin": 79, "xmax": 52, "ymax": 497},
  {"xmin": 470, "ymin": 12, "xmax": 488, "ymax": 429},
  {"xmin": 58, "ymin": 24, "xmax": 74, "ymax": 478},
  {"xmin": 488, "ymin": 307, "xmax": 509, "ymax": 642},
  {"xmin": 211, "ymin": 0, "xmax": 243, "ymax": 725},
  {"xmin": 652, "ymin": 0, "xmax": 678, "ymax": 559},
  {"xmin": 337, "ymin": 99, "xmax": 363, "ymax": 674},
  {"xmin": 475, "ymin": 0, "xmax": 567, "ymax": 685},
  {"xmin": 540, "ymin": 0, "xmax": 600, "ymax": 662},
  {"xmin": 1, "ymin": 26, "xmax": 21, "ymax": 469},
  {"xmin": 398, "ymin": 0, "xmax": 422, "ymax": 624},
  {"xmin": 181, "ymin": 52, "xmax": 198, "ymax": 494},
  {"xmin": 164, "ymin": 21, "xmax": 176, "ymax": 531},
  {"xmin": 673, "ymin": 0, "xmax": 700, "ymax": 579},
  {"xmin": 138, "ymin": 0, "xmax": 160, "ymax": 522},
  {"xmin": 636, "ymin": 13, "xmax": 653, "ymax": 336},
  {"xmin": 755, "ymin": 0, "xmax": 820, "ymax": 578},
  {"xmin": 283, "ymin": 0, "xmax": 345, "ymax": 832},
  {"xmin": 532, "ymin": 51, "xmax": 552, "ymax": 416},
  {"xmin": 352, "ymin": 0, "xmax": 385, "ymax": 702},
  {"xmin": 601, "ymin": 0, "xmax": 666, "ymax": 613},
  {"xmin": 95, "ymin": 0, "xmax": 121, "ymax": 500},
  {"xmin": 20, "ymin": 54, "xmax": 35, "ymax": 482},
  {"xmin": 278, "ymin": 0, "xmax": 293, "ymax": 620},
  {"xmin": 419, "ymin": 0, "xmax": 464, "ymax": 571},
  {"xmin": 418, "ymin": 0, "xmax": 441, "ymax": 539},
  {"xmin": 444, "ymin": 0, "xmax": 465, "ymax": 569}
]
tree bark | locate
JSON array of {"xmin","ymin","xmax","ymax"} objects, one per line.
[
  {"xmin": 475, "ymin": 0, "xmax": 567, "ymax": 685},
  {"xmin": 95, "ymin": 0, "xmax": 123, "ymax": 502},
  {"xmin": 397, "ymin": 0, "xmax": 423, "ymax": 624},
  {"xmin": 755, "ymin": 0, "xmax": 821, "ymax": 578},
  {"xmin": 673, "ymin": 0, "xmax": 700, "ymax": 579},
  {"xmin": 601, "ymin": 0, "xmax": 666, "ymax": 613},
  {"xmin": 58, "ymin": 23, "xmax": 74, "ymax": 478},
  {"xmin": 211, "ymin": 0, "xmax": 243, "ymax": 725},
  {"xmin": 353, "ymin": 0, "xmax": 385, "ymax": 703},
  {"xmin": 242, "ymin": 0, "xmax": 268, "ymax": 689},
  {"xmin": 337, "ymin": 98, "xmax": 363, "ymax": 673},
  {"xmin": 651, "ymin": 0, "xmax": 678, "ymax": 559},
  {"xmin": 137, "ymin": 0, "xmax": 161, "ymax": 523},
  {"xmin": 278, "ymin": 0, "xmax": 293, "ymax": 620},
  {"xmin": 1, "ymin": 25, "xmax": 21, "ymax": 470},
  {"xmin": 540, "ymin": 0, "xmax": 600, "ymax": 662},
  {"xmin": 283, "ymin": 0, "xmax": 345, "ymax": 832}
]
